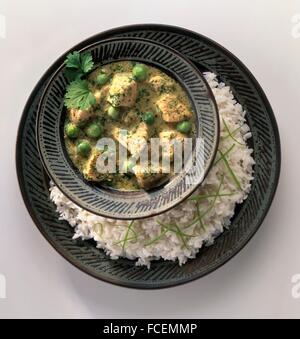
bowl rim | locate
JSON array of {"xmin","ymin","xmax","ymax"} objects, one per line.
[
  {"xmin": 15, "ymin": 24, "xmax": 281, "ymax": 289},
  {"xmin": 35, "ymin": 36, "xmax": 220, "ymax": 220}
]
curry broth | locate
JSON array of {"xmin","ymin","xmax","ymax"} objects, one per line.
[{"xmin": 64, "ymin": 61, "xmax": 195, "ymax": 191}]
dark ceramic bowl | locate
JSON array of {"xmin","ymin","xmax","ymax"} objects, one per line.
[
  {"xmin": 16, "ymin": 25, "xmax": 280, "ymax": 289},
  {"xmin": 36, "ymin": 37, "xmax": 219, "ymax": 220}
]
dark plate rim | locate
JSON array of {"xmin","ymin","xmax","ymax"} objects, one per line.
[
  {"xmin": 15, "ymin": 24, "xmax": 281, "ymax": 289},
  {"xmin": 35, "ymin": 36, "xmax": 220, "ymax": 220}
]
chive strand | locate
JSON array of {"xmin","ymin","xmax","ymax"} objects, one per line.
[
  {"xmin": 214, "ymin": 144, "xmax": 235, "ymax": 166},
  {"xmin": 222, "ymin": 118, "xmax": 244, "ymax": 146},
  {"xmin": 218, "ymin": 150, "xmax": 242, "ymax": 190}
]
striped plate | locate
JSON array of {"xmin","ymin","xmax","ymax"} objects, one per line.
[
  {"xmin": 36, "ymin": 37, "xmax": 219, "ymax": 219},
  {"xmin": 16, "ymin": 25, "xmax": 280, "ymax": 289}
]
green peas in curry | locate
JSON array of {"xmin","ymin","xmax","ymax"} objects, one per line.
[{"xmin": 64, "ymin": 60, "xmax": 196, "ymax": 190}]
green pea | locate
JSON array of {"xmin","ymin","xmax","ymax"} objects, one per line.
[
  {"xmin": 96, "ymin": 73, "xmax": 110, "ymax": 86},
  {"xmin": 77, "ymin": 140, "xmax": 91, "ymax": 157},
  {"xmin": 65, "ymin": 123, "xmax": 80, "ymax": 139},
  {"xmin": 132, "ymin": 64, "xmax": 148, "ymax": 82},
  {"xmin": 86, "ymin": 122, "xmax": 103, "ymax": 138},
  {"xmin": 176, "ymin": 121, "xmax": 192, "ymax": 134},
  {"xmin": 142, "ymin": 111, "xmax": 155, "ymax": 125},
  {"xmin": 107, "ymin": 106, "xmax": 120, "ymax": 120}
]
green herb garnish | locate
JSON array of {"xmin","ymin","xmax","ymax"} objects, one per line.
[
  {"xmin": 145, "ymin": 220, "xmax": 196, "ymax": 249},
  {"xmin": 196, "ymin": 202, "xmax": 206, "ymax": 232},
  {"xmin": 144, "ymin": 172, "xmax": 239, "ymax": 246},
  {"xmin": 144, "ymin": 227, "xmax": 169, "ymax": 247},
  {"xmin": 184, "ymin": 174, "xmax": 225, "ymax": 230},
  {"xmin": 64, "ymin": 79, "xmax": 96, "ymax": 110},
  {"xmin": 214, "ymin": 144, "xmax": 235, "ymax": 166},
  {"xmin": 218, "ymin": 150, "xmax": 242, "ymax": 190},
  {"xmin": 196, "ymin": 174, "xmax": 225, "ymax": 220},
  {"xmin": 222, "ymin": 118, "xmax": 244, "ymax": 146},
  {"xmin": 64, "ymin": 51, "xmax": 94, "ymax": 82},
  {"xmin": 113, "ymin": 220, "xmax": 137, "ymax": 250}
]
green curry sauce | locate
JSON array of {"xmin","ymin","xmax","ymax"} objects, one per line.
[{"xmin": 64, "ymin": 60, "xmax": 195, "ymax": 191}]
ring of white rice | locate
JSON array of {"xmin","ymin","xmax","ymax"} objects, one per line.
[{"xmin": 50, "ymin": 72, "xmax": 255, "ymax": 268}]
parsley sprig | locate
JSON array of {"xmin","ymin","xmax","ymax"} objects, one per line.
[
  {"xmin": 63, "ymin": 51, "xmax": 96, "ymax": 110},
  {"xmin": 64, "ymin": 79, "xmax": 96, "ymax": 110},
  {"xmin": 64, "ymin": 51, "xmax": 94, "ymax": 82}
]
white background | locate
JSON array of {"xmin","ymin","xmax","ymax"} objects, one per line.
[{"xmin": 0, "ymin": 0, "xmax": 299, "ymax": 319}]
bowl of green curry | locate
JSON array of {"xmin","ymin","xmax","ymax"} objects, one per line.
[{"xmin": 36, "ymin": 37, "xmax": 219, "ymax": 219}]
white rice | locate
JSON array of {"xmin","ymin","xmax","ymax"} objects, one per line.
[{"xmin": 49, "ymin": 72, "xmax": 255, "ymax": 268}]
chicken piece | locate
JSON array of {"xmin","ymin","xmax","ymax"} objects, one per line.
[
  {"xmin": 130, "ymin": 122, "xmax": 148, "ymax": 140},
  {"xmin": 111, "ymin": 126, "xmax": 128, "ymax": 150},
  {"xmin": 159, "ymin": 130, "xmax": 185, "ymax": 142},
  {"xmin": 123, "ymin": 109, "xmax": 140, "ymax": 125},
  {"xmin": 68, "ymin": 108, "xmax": 93, "ymax": 125},
  {"xmin": 94, "ymin": 85, "xmax": 110, "ymax": 104},
  {"xmin": 111, "ymin": 123, "xmax": 149, "ymax": 157},
  {"xmin": 83, "ymin": 150, "xmax": 114, "ymax": 182},
  {"xmin": 128, "ymin": 122, "xmax": 149, "ymax": 157},
  {"xmin": 159, "ymin": 130, "xmax": 185, "ymax": 159},
  {"xmin": 156, "ymin": 94, "xmax": 192, "ymax": 122},
  {"xmin": 108, "ymin": 73, "xmax": 137, "ymax": 107},
  {"xmin": 148, "ymin": 75, "xmax": 174, "ymax": 92},
  {"xmin": 133, "ymin": 165, "xmax": 167, "ymax": 190}
]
